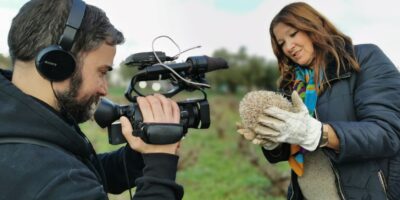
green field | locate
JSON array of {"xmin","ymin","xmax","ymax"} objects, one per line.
[{"xmin": 81, "ymin": 87, "xmax": 289, "ymax": 200}]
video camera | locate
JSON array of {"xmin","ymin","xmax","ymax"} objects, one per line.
[{"xmin": 94, "ymin": 51, "xmax": 229, "ymax": 145}]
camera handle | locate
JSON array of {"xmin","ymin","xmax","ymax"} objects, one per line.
[
  {"xmin": 134, "ymin": 123, "xmax": 184, "ymax": 144},
  {"xmin": 107, "ymin": 122, "xmax": 184, "ymax": 145}
]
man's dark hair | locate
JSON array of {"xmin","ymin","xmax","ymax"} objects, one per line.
[{"xmin": 8, "ymin": 0, "xmax": 124, "ymax": 65}]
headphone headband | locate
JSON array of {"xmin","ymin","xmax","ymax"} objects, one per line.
[{"xmin": 59, "ymin": 0, "xmax": 86, "ymax": 51}]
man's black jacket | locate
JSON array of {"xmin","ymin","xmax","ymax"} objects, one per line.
[{"xmin": 0, "ymin": 69, "xmax": 183, "ymax": 200}]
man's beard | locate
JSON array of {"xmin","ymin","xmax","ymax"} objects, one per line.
[{"xmin": 56, "ymin": 70, "xmax": 100, "ymax": 123}]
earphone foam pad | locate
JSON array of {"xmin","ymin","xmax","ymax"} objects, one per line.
[{"xmin": 35, "ymin": 45, "xmax": 76, "ymax": 82}]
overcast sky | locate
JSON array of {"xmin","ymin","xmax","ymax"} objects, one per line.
[{"xmin": 0, "ymin": 0, "xmax": 399, "ymax": 67}]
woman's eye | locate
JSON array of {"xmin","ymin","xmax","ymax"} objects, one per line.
[{"xmin": 290, "ymin": 31, "xmax": 298, "ymax": 37}]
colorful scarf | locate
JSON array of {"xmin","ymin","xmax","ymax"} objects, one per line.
[{"xmin": 288, "ymin": 66, "xmax": 318, "ymax": 176}]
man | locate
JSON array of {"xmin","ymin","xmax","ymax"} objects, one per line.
[{"xmin": 0, "ymin": 0, "xmax": 183, "ymax": 199}]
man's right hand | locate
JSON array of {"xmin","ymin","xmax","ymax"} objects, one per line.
[{"xmin": 120, "ymin": 94, "xmax": 181, "ymax": 155}]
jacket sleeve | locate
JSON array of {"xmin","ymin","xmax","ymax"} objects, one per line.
[
  {"xmin": 97, "ymin": 148, "xmax": 183, "ymax": 199},
  {"xmin": 326, "ymin": 44, "xmax": 400, "ymax": 163},
  {"xmin": 133, "ymin": 153, "xmax": 184, "ymax": 200},
  {"xmin": 261, "ymin": 143, "xmax": 291, "ymax": 163},
  {"xmin": 97, "ymin": 145, "xmax": 145, "ymax": 194}
]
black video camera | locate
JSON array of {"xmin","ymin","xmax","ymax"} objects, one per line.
[{"xmin": 94, "ymin": 51, "xmax": 229, "ymax": 145}]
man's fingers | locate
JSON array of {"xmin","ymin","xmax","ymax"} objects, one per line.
[
  {"xmin": 170, "ymin": 99, "xmax": 180, "ymax": 123},
  {"xmin": 137, "ymin": 96, "xmax": 154, "ymax": 122},
  {"xmin": 138, "ymin": 94, "xmax": 180, "ymax": 123},
  {"xmin": 154, "ymin": 94, "xmax": 172, "ymax": 121},
  {"xmin": 120, "ymin": 116, "xmax": 138, "ymax": 150},
  {"xmin": 120, "ymin": 116, "xmax": 133, "ymax": 135},
  {"xmin": 146, "ymin": 95, "xmax": 165, "ymax": 122}
]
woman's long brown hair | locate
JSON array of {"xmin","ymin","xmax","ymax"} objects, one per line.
[{"xmin": 269, "ymin": 2, "xmax": 360, "ymax": 92}]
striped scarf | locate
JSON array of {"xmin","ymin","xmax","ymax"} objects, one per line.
[{"xmin": 288, "ymin": 66, "xmax": 318, "ymax": 176}]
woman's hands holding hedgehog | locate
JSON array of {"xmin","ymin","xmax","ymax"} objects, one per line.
[
  {"xmin": 237, "ymin": 90, "xmax": 292, "ymax": 150},
  {"xmin": 237, "ymin": 91, "xmax": 322, "ymax": 151},
  {"xmin": 256, "ymin": 91, "xmax": 322, "ymax": 151}
]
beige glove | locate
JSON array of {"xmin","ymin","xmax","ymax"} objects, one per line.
[
  {"xmin": 254, "ymin": 91, "xmax": 322, "ymax": 151},
  {"xmin": 236, "ymin": 122, "xmax": 280, "ymax": 150}
]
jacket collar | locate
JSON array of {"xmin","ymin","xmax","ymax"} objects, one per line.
[
  {"xmin": 0, "ymin": 69, "xmax": 92, "ymax": 159},
  {"xmin": 322, "ymin": 43, "xmax": 355, "ymax": 84}
]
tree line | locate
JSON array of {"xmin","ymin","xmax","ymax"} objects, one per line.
[
  {"xmin": 208, "ymin": 47, "xmax": 279, "ymax": 93},
  {"xmin": 0, "ymin": 54, "xmax": 11, "ymax": 69}
]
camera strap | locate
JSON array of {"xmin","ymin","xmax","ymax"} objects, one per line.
[{"xmin": 133, "ymin": 123, "xmax": 184, "ymax": 144}]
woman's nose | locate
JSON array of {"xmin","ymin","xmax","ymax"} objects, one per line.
[{"xmin": 285, "ymin": 42, "xmax": 295, "ymax": 54}]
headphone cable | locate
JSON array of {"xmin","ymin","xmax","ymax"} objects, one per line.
[{"xmin": 122, "ymin": 149, "xmax": 134, "ymax": 200}]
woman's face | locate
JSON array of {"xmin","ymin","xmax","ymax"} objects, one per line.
[{"xmin": 273, "ymin": 22, "xmax": 315, "ymax": 66}]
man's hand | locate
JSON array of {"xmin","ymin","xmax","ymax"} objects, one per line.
[
  {"xmin": 254, "ymin": 91, "xmax": 322, "ymax": 151},
  {"xmin": 120, "ymin": 94, "xmax": 181, "ymax": 155}
]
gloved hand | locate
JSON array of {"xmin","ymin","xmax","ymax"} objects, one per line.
[
  {"xmin": 254, "ymin": 91, "xmax": 322, "ymax": 151},
  {"xmin": 236, "ymin": 122, "xmax": 280, "ymax": 150}
]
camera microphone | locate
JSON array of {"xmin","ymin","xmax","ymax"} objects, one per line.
[{"xmin": 135, "ymin": 56, "xmax": 229, "ymax": 81}]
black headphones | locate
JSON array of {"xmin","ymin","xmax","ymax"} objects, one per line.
[{"xmin": 35, "ymin": 0, "xmax": 86, "ymax": 82}]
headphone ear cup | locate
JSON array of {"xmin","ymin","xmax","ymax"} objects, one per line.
[{"xmin": 35, "ymin": 45, "xmax": 76, "ymax": 82}]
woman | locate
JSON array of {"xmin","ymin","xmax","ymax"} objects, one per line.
[{"xmin": 238, "ymin": 2, "xmax": 400, "ymax": 199}]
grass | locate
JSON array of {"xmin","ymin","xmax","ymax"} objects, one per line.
[{"xmin": 80, "ymin": 86, "xmax": 288, "ymax": 200}]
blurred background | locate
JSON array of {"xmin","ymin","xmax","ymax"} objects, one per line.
[{"xmin": 1, "ymin": 0, "xmax": 399, "ymax": 199}]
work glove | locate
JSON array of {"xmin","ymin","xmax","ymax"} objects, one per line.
[
  {"xmin": 254, "ymin": 91, "xmax": 322, "ymax": 151},
  {"xmin": 236, "ymin": 122, "xmax": 280, "ymax": 150}
]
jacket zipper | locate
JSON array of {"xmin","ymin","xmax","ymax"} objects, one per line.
[
  {"xmin": 289, "ymin": 182, "xmax": 294, "ymax": 200},
  {"xmin": 328, "ymin": 160, "xmax": 346, "ymax": 200},
  {"xmin": 378, "ymin": 170, "xmax": 389, "ymax": 200},
  {"xmin": 315, "ymin": 109, "xmax": 346, "ymax": 200}
]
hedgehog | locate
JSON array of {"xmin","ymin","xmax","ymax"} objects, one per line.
[{"xmin": 238, "ymin": 90, "xmax": 294, "ymax": 142}]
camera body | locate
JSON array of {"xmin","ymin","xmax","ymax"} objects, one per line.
[
  {"xmin": 94, "ymin": 97, "xmax": 210, "ymax": 144},
  {"xmin": 94, "ymin": 51, "xmax": 228, "ymax": 145}
]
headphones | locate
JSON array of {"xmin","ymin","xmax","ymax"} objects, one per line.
[{"xmin": 35, "ymin": 0, "xmax": 86, "ymax": 82}]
